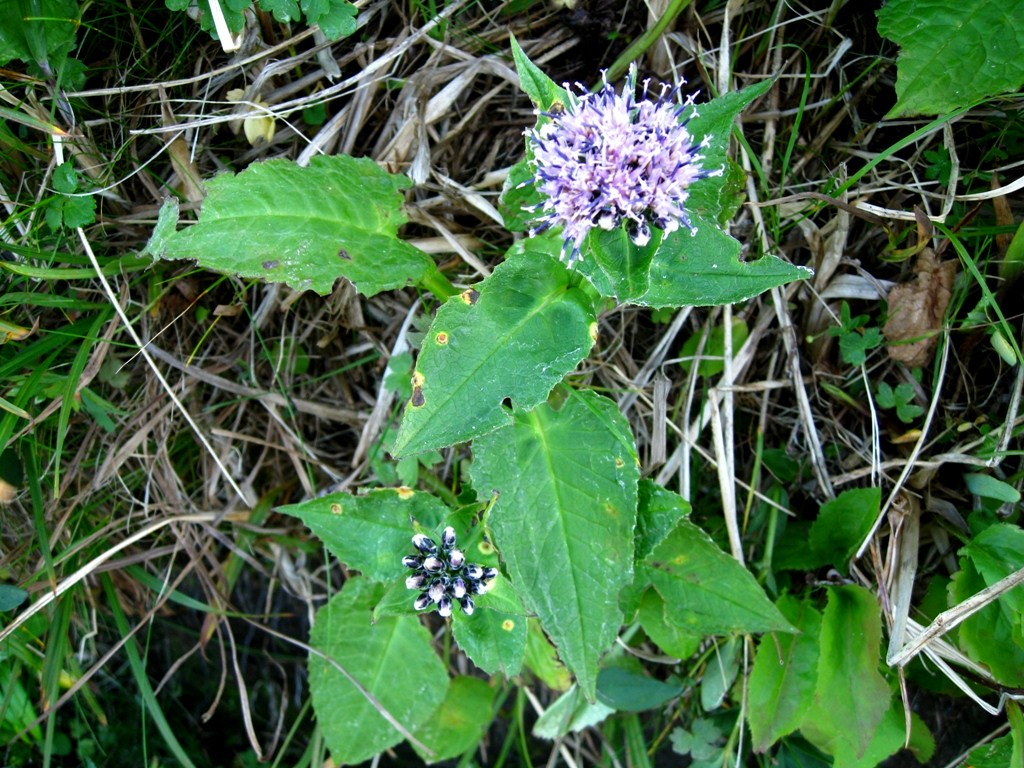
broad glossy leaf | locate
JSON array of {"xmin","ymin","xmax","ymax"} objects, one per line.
[
  {"xmin": 309, "ymin": 578, "xmax": 448, "ymax": 765},
  {"xmin": 832, "ymin": 704, "xmax": 933, "ymax": 768},
  {"xmin": 410, "ymin": 676, "xmax": 496, "ymax": 764},
  {"xmin": 798, "ymin": 585, "xmax": 889, "ymax": 761},
  {"xmin": 393, "ymin": 245, "xmax": 596, "ymax": 456},
  {"xmin": 877, "ymin": 0, "xmax": 1024, "ymax": 117},
  {"xmin": 276, "ymin": 487, "xmax": 446, "ymax": 582},
  {"xmin": 596, "ymin": 666, "xmax": 683, "ymax": 713},
  {"xmin": 808, "ymin": 487, "xmax": 881, "ymax": 570},
  {"xmin": 153, "ymin": 155, "xmax": 435, "ymax": 296},
  {"xmin": 471, "ymin": 390, "xmax": 639, "ymax": 699},
  {"xmin": 637, "ymin": 215, "xmax": 812, "ymax": 308},
  {"xmin": 642, "ymin": 521, "xmax": 795, "ymax": 635},
  {"xmin": 748, "ymin": 595, "xmax": 822, "ymax": 752}
]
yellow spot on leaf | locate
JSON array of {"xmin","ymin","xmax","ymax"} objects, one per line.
[
  {"xmin": 435, "ymin": 331, "xmax": 449, "ymax": 345},
  {"xmin": 614, "ymin": 457, "xmax": 624, "ymax": 468},
  {"xmin": 397, "ymin": 486, "xmax": 414, "ymax": 499},
  {"xmin": 330, "ymin": 503, "xmax": 343, "ymax": 515},
  {"xmin": 589, "ymin": 322, "xmax": 598, "ymax": 343},
  {"xmin": 502, "ymin": 620, "xmax": 515, "ymax": 632},
  {"xmin": 478, "ymin": 541, "xmax": 495, "ymax": 555}
]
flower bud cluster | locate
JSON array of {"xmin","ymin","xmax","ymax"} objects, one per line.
[
  {"xmin": 524, "ymin": 64, "xmax": 717, "ymax": 265},
  {"xmin": 402, "ymin": 527, "xmax": 497, "ymax": 618}
]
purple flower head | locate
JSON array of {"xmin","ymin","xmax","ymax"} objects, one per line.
[{"xmin": 524, "ymin": 65, "xmax": 716, "ymax": 265}]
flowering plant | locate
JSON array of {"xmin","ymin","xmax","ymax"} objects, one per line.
[{"xmin": 157, "ymin": 39, "xmax": 811, "ymax": 767}]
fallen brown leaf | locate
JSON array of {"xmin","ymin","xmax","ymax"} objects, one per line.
[{"xmin": 883, "ymin": 212, "xmax": 956, "ymax": 368}]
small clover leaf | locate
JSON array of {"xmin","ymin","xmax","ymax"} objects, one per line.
[
  {"xmin": 828, "ymin": 302, "xmax": 882, "ymax": 366},
  {"xmin": 875, "ymin": 381, "xmax": 924, "ymax": 423}
]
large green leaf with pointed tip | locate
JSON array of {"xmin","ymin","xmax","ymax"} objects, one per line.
[
  {"xmin": 309, "ymin": 578, "xmax": 448, "ymax": 766},
  {"xmin": 151, "ymin": 155, "xmax": 435, "ymax": 297},
  {"xmin": 798, "ymin": 585, "xmax": 890, "ymax": 761},
  {"xmin": 410, "ymin": 676, "xmax": 497, "ymax": 764},
  {"xmin": 470, "ymin": 390, "xmax": 638, "ymax": 699},
  {"xmin": 641, "ymin": 520, "xmax": 796, "ymax": 635},
  {"xmin": 877, "ymin": 0, "xmax": 1024, "ymax": 117},
  {"xmin": 276, "ymin": 488, "xmax": 446, "ymax": 582},
  {"xmin": 392, "ymin": 244, "xmax": 595, "ymax": 457},
  {"xmin": 747, "ymin": 595, "xmax": 822, "ymax": 752}
]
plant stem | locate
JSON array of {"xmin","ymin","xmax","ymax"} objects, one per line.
[
  {"xmin": 604, "ymin": 0, "xmax": 695, "ymax": 83},
  {"xmin": 420, "ymin": 264, "xmax": 459, "ymax": 302}
]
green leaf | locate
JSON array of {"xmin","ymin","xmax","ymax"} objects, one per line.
[
  {"xmin": 635, "ymin": 479, "xmax": 691, "ymax": 564},
  {"xmin": 392, "ymin": 244, "xmax": 596, "ymax": 457},
  {"xmin": 276, "ymin": 488, "xmax": 447, "ymax": 581},
  {"xmin": 596, "ymin": 667, "xmax": 683, "ymax": 713},
  {"xmin": 523, "ymin": 619, "xmax": 572, "ymax": 691},
  {"xmin": 258, "ymin": 0, "xmax": 299, "ymax": 22},
  {"xmin": 636, "ymin": 589, "xmax": 702, "ymax": 660},
  {"xmin": 964, "ymin": 472, "xmax": 1022, "ymax": 504},
  {"xmin": 301, "ymin": 0, "xmax": 357, "ymax": 39},
  {"xmin": 683, "ymin": 80, "xmax": 772, "ymax": 224},
  {"xmin": 642, "ymin": 521, "xmax": 796, "ymax": 635},
  {"xmin": 0, "ymin": 584, "xmax": 28, "ymax": 612},
  {"xmin": 0, "ymin": 0, "xmax": 78, "ymax": 69},
  {"xmin": 470, "ymin": 390, "xmax": 639, "ymax": 699},
  {"xmin": 575, "ymin": 227, "xmax": 656, "ymax": 302},
  {"xmin": 953, "ymin": 524, "xmax": 1024, "ymax": 686},
  {"xmin": 636, "ymin": 215, "xmax": 812, "ymax": 308},
  {"xmin": 963, "ymin": 734, "xmax": 1014, "ymax": 768},
  {"xmin": 509, "ymin": 35, "xmax": 569, "ymax": 112},
  {"xmin": 410, "ymin": 676, "xmax": 496, "ymax": 764},
  {"xmin": 309, "ymin": 578, "xmax": 449, "ymax": 765},
  {"xmin": 832, "ymin": 704, "xmax": 933, "ymax": 768},
  {"xmin": 452, "ymin": 604, "xmax": 527, "ymax": 678},
  {"xmin": 798, "ymin": 585, "xmax": 890, "ymax": 761},
  {"xmin": 533, "ymin": 685, "xmax": 615, "ymax": 739},
  {"xmin": 45, "ymin": 189, "xmax": 95, "ymax": 231},
  {"xmin": 963, "ymin": 523, "xmax": 1024, "ymax": 612},
  {"xmin": 153, "ymin": 155, "xmax": 436, "ymax": 297},
  {"xmin": 877, "ymin": 0, "xmax": 1024, "ymax": 117},
  {"xmin": 747, "ymin": 595, "xmax": 822, "ymax": 752},
  {"xmin": 679, "ymin": 317, "xmax": 750, "ymax": 379},
  {"xmin": 808, "ymin": 487, "xmax": 881, "ymax": 570}
]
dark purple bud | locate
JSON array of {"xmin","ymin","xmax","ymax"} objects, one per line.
[
  {"xmin": 459, "ymin": 596, "xmax": 475, "ymax": 615},
  {"xmin": 472, "ymin": 579, "xmax": 495, "ymax": 595},
  {"xmin": 402, "ymin": 555, "xmax": 422, "ymax": 569},
  {"xmin": 437, "ymin": 596, "xmax": 453, "ymax": 618},
  {"xmin": 451, "ymin": 577, "xmax": 467, "ymax": 599},
  {"xmin": 464, "ymin": 564, "xmax": 484, "ymax": 580},
  {"xmin": 441, "ymin": 526, "xmax": 457, "ymax": 550},
  {"xmin": 413, "ymin": 594, "xmax": 432, "ymax": 611},
  {"xmin": 448, "ymin": 549, "xmax": 465, "ymax": 569},
  {"xmin": 628, "ymin": 219, "xmax": 651, "ymax": 247},
  {"xmin": 412, "ymin": 534, "xmax": 436, "ymax": 553},
  {"xmin": 482, "ymin": 567, "xmax": 498, "ymax": 581},
  {"xmin": 405, "ymin": 574, "xmax": 427, "ymax": 590},
  {"xmin": 422, "ymin": 556, "xmax": 444, "ymax": 572},
  {"xmin": 428, "ymin": 581, "xmax": 446, "ymax": 603}
]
